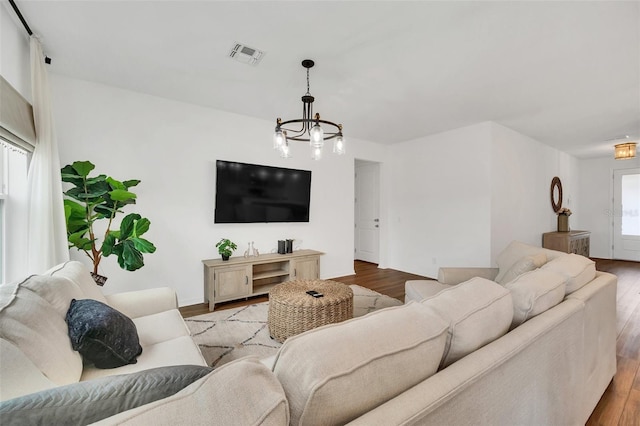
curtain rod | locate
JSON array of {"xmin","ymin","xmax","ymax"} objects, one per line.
[{"xmin": 8, "ymin": 0, "xmax": 52, "ymax": 64}]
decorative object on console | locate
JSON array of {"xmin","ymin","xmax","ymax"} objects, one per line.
[
  {"xmin": 61, "ymin": 161, "xmax": 156, "ymax": 285},
  {"xmin": 273, "ymin": 59, "xmax": 345, "ymax": 160},
  {"xmin": 215, "ymin": 238, "xmax": 237, "ymax": 261},
  {"xmin": 277, "ymin": 240, "xmax": 286, "ymax": 254},
  {"xmin": 550, "ymin": 176, "xmax": 563, "ymax": 213},
  {"xmin": 556, "ymin": 207, "xmax": 572, "ymax": 232},
  {"xmin": 286, "ymin": 239, "xmax": 293, "ymax": 253},
  {"xmin": 244, "ymin": 241, "xmax": 259, "ymax": 258}
]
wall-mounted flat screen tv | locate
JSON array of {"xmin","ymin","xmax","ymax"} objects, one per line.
[{"xmin": 214, "ymin": 160, "xmax": 312, "ymax": 223}]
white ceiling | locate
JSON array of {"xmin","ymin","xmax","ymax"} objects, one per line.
[{"xmin": 12, "ymin": 0, "xmax": 640, "ymax": 158}]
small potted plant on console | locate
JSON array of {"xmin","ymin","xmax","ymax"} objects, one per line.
[{"xmin": 216, "ymin": 238, "xmax": 238, "ymax": 261}]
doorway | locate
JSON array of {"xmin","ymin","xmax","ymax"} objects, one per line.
[
  {"xmin": 354, "ymin": 160, "xmax": 380, "ymax": 264},
  {"xmin": 613, "ymin": 167, "xmax": 640, "ymax": 261}
]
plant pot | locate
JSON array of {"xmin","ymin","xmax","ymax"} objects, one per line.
[
  {"xmin": 221, "ymin": 254, "xmax": 230, "ymax": 261},
  {"xmin": 557, "ymin": 214, "xmax": 570, "ymax": 232},
  {"xmin": 90, "ymin": 272, "xmax": 108, "ymax": 286}
]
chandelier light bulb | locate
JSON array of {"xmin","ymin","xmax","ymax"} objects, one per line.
[
  {"xmin": 310, "ymin": 125, "xmax": 324, "ymax": 147},
  {"xmin": 280, "ymin": 141, "xmax": 291, "ymax": 158},
  {"xmin": 310, "ymin": 123, "xmax": 324, "ymax": 148},
  {"xmin": 333, "ymin": 134, "xmax": 345, "ymax": 155},
  {"xmin": 312, "ymin": 146, "xmax": 322, "ymax": 160},
  {"xmin": 273, "ymin": 129, "xmax": 285, "ymax": 150}
]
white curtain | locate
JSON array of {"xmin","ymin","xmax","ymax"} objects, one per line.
[{"xmin": 26, "ymin": 35, "xmax": 69, "ymax": 273}]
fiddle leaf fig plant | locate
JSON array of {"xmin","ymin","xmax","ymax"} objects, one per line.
[{"xmin": 61, "ymin": 160, "xmax": 156, "ymax": 275}]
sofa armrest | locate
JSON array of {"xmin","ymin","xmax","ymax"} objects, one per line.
[
  {"xmin": 437, "ymin": 267, "xmax": 499, "ymax": 285},
  {"xmin": 105, "ymin": 288, "xmax": 178, "ymax": 319}
]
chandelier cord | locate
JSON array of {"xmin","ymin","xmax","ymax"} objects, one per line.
[{"xmin": 306, "ymin": 67, "xmax": 311, "ymax": 96}]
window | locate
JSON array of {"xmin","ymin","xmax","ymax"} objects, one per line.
[{"xmin": 0, "ymin": 138, "xmax": 30, "ymax": 283}]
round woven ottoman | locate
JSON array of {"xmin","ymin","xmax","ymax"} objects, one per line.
[{"xmin": 268, "ymin": 279, "xmax": 354, "ymax": 342}]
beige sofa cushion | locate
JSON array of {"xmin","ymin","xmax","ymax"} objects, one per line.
[
  {"xmin": 92, "ymin": 357, "xmax": 289, "ymax": 426},
  {"xmin": 404, "ymin": 280, "xmax": 450, "ymax": 303},
  {"xmin": 494, "ymin": 241, "xmax": 563, "ymax": 283},
  {"xmin": 45, "ymin": 261, "xmax": 108, "ymax": 304},
  {"xmin": 0, "ymin": 276, "xmax": 83, "ymax": 386},
  {"xmin": 497, "ymin": 252, "xmax": 547, "ymax": 285},
  {"xmin": 82, "ymin": 335, "xmax": 206, "ymax": 381},
  {"xmin": 541, "ymin": 253, "xmax": 596, "ymax": 295},
  {"xmin": 421, "ymin": 277, "xmax": 513, "ymax": 368},
  {"xmin": 505, "ymin": 269, "xmax": 567, "ymax": 328},
  {"xmin": 273, "ymin": 302, "xmax": 448, "ymax": 426}
]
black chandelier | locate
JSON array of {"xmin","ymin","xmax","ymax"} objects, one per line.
[{"xmin": 273, "ymin": 59, "xmax": 345, "ymax": 160}]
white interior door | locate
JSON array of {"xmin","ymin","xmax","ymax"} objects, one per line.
[
  {"xmin": 354, "ymin": 161, "xmax": 380, "ymax": 263},
  {"xmin": 613, "ymin": 167, "xmax": 640, "ymax": 261}
]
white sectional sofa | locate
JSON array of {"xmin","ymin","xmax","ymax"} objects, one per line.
[{"xmin": 0, "ymin": 242, "xmax": 617, "ymax": 425}]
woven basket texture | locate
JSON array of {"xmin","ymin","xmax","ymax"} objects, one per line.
[{"xmin": 268, "ymin": 279, "xmax": 353, "ymax": 342}]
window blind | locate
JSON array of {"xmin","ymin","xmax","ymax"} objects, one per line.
[{"xmin": 0, "ymin": 75, "xmax": 35, "ymax": 152}]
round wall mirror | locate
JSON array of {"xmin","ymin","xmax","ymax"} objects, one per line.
[{"xmin": 550, "ymin": 176, "xmax": 563, "ymax": 212}]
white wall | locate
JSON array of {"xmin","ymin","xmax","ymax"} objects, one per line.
[
  {"xmin": 387, "ymin": 122, "xmax": 493, "ymax": 278},
  {"xmin": 490, "ymin": 122, "xmax": 580, "ymax": 262},
  {"xmin": 51, "ymin": 74, "xmax": 387, "ymax": 305},
  {"xmin": 0, "ymin": 3, "xmax": 30, "ymax": 100},
  {"xmin": 578, "ymin": 155, "xmax": 640, "ymax": 258},
  {"xmin": 386, "ymin": 121, "xmax": 582, "ymax": 278}
]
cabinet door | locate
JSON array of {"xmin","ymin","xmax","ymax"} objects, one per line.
[
  {"xmin": 214, "ymin": 265, "xmax": 251, "ymax": 302},
  {"xmin": 291, "ymin": 256, "xmax": 320, "ymax": 280}
]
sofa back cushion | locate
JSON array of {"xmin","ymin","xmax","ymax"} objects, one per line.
[
  {"xmin": 541, "ymin": 253, "xmax": 596, "ymax": 295},
  {"xmin": 421, "ymin": 277, "xmax": 513, "ymax": 368},
  {"xmin": 497, "ymin": 252, "xmax": 547, "ymax": 285},
  {"xmin": 0, "ymin": 275, "xmax": 83, "ymax": 386},
  {"xmin": 495, "ymin": 241, "xmax": 563, "ymax": 283},
  {"xmin": 272, "ymin": 302, "xmax": 448, "ymax": 426},
  {"xmin": 45, "ymin": 261, "xmax": 108, "ymax": 304},
  {"xmin": 505, "ymin": 269, "xmax": 567, "ymax": 328}
]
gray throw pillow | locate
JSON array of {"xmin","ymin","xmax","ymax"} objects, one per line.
[
  {"xmin": 0, "ymin": 365, "xmax": 213, "ymax": 426},
  {"xmin": 66, "ymin": 298, "xmax": 142, "ymax": 368}
]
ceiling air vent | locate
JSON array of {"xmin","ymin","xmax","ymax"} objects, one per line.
[{"xmin": 228, "ymin": 43, "xmax": 265, "ymax": 66}]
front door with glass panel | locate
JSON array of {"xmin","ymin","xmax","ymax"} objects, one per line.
[{"xmin": 613, "ymin": 168, "xmax": 640, "ymax": 261}]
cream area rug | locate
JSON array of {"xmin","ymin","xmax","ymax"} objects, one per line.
[{"xmin": 185, "ymin": 285, "xmax": 402, "ymax": 368}]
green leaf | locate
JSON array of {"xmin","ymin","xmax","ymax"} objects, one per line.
[
  {"xmin": 85, "ymin": 175, "xmax": 108, "ymax": 186},
  {"xmin": 119, "ymin": 213, "xmax": 141, "ymax": 239},
  {"xmin": 68, "ymin": 231, "xmax": 93, "ymax": 250},
  {"xmin": 123, "ymin": 180, "xmax": 141, "ymax": 189},
  {"xmin": 106, "ymin": 177, "xmax": 126, "ymax": 191},
  {"xmin": 133, "ymin": 237, "xmax": 156, "ymax": 253},
  {"xmin": 102, "ymin": 232, "xmax": 117, "ymax": 257},
  {"xmin": 133, "ymin": 217, "xmax": 150, "ymax": 236},
  {"xmin": 71, "ymin": 161, "xmax": 95, "ymax": 178},
  {"xmin": 64, "ymin": 200, "xmax": 89, "ymax": 232},
  {"xmin": 65, "ymin": 186, "xmax": 108, "ymax": 202},
  {"xmin": 121, "ymin": 240, "xmax": 144, "ymax": 271},
  {"xmin": 93, "ymin": 205, "xmax": 116, "ymax": 219},
  {"xmin": 109, "ymin": 189, "xmax": 137, "ymax": 202},
  {"xmin": 61, "ymin": 165, "xmax": 84, "ymax": 186}
]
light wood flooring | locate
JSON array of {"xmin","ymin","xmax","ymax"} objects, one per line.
[{"xmin": 180, "ymin": 259, "xmax": 640, "ymax": 425}]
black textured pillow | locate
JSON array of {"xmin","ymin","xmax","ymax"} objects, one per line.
[
  {"xmin": 66, "ymin": 298, "xmax": 142, "ymax": 368},
  {"xmin": 0, "ymin": 365, "xmax": 213, "ymax": 426}
]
